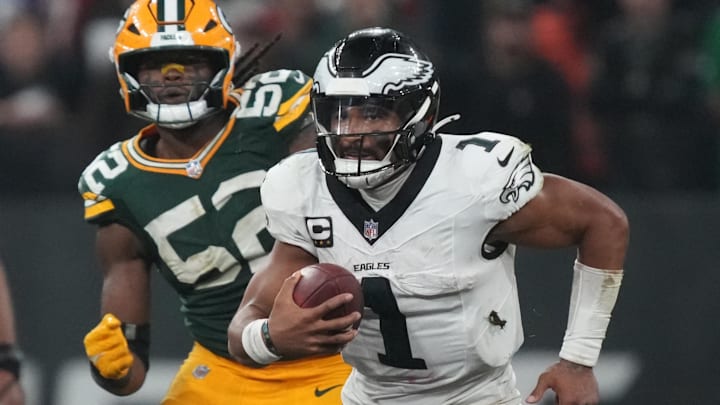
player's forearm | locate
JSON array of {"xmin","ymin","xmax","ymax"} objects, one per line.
[
  {"xmin": 575, "ymin": 191, "xmax": 629, "ymax": 270},
  {"xmin": 0, "ymin": 268, "xmax": 22, "ymax": 388},
  {"xmin": 559, "ymin": 187, "xmax": 628, "ymax": 367},
  {"xmin": 0, "ymin": 269, "xmax": 17, "ymax": 344},
  {"xmin": 227, "ymin": 310, "xmax": 253, "ymax": 363}
]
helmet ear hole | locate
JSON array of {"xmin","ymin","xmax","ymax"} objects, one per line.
[{"xmin": 203, "ymin": 19, "xmax": 218, "ymax": 32}]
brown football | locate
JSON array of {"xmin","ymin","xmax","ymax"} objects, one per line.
[{"xmin": 293, "ymin": 263, "xmax": 364, "ymax": 329}]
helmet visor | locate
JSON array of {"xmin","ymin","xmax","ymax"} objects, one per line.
[
  {"xmin": 313, "ymin": 95, "xmax": 420, "ymax": 136},
  {"xmin": 314, "ymin": 96, "xmax": 412, "ymax": 163},
  {"xmin": 313, "ymin": 95, "xmax": 422, "ymax": 180}
]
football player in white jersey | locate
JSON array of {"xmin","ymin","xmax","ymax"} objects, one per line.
[{"xmin": 228, "ymin": 27, "xmax": 628, "ymax": 405}]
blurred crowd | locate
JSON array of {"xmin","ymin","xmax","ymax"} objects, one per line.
[{"xmin": 1, "ymin": 0, "xmax": 720, "ymax": 194}]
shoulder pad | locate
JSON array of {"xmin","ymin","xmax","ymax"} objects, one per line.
[
  {"xmin": 232, "ymin": 69, "xmax": 313, "ymax": 135},
  {"xmin": 443, "ymin": 132, "xmax": 544, "ymax": 220},
  {"xmin": 261, "ymin": 150, "xmax": 318, "ymax": 213}
]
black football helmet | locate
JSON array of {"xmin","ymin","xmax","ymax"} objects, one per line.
[{"xmin": 312, "ymin": 27, "xmax": 440, "ymax": 189}]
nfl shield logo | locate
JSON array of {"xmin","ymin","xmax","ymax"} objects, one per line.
[
  {"xmin": 363, "ymin": 219, "xmax": 379, "ymax": 241},
  {"xmin": 185, "ymin": 159, "xmax": 203, "ymax": 178},
  {"xmin": 192, "ymin": 364, "xmax": 210, "ymax": 379}
]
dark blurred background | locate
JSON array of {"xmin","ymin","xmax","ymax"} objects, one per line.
[{"xmin": 1, "ymin": 0, "xmax": 718, "ymax": 403}]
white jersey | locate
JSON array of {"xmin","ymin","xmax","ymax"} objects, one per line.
[{"xmin": 261, "ymin": 133, "xmax": 544, "ymax": 404}]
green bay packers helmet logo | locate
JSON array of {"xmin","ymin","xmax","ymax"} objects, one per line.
[
  {"xmin": 306, "ymin": 217, "xmax": 333, "ymax": 248},
  {"xmin": 500, "ymin": 154, "xmax": 536, "ymax": 204}
]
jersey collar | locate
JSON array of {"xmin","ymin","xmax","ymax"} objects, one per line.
[
  {"xmin": 121, "ymin": 113, "xmax": 237, "ymax": 178},
  {"xmin": 326, "ymin": 137, "xmax": 442, "ymax": 245}
]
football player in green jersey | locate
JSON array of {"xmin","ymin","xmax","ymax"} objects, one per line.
[{"xmin": 78, "ymin": 0, "xmax": 350, "ymax": 403}]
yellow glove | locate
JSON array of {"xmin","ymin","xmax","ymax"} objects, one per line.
[{"xmin": 84, "ymin": 314, "xmax": 133, "ymax": 379}]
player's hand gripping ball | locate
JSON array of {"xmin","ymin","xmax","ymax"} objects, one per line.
[{"xmin": 293, "ymin": 263, "xmax": 364, "ymax": 329}]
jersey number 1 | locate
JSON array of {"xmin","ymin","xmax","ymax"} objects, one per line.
[{"xmin": 362, "ymin": 277, "xmax": 427, "ymax": 370}]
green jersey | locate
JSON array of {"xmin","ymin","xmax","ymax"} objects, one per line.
[{"xmin": 78, "ymin": 69, "xmax": 312, "ymax": 358}]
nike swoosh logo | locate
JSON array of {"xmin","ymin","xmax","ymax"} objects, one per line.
[
  {"xmin": 497, "ymin": 147, "xmax": 514, "ymax": 167},
  {"xmin": 314, "ymin": 384, "xmax": 343, "ymax": 397}
]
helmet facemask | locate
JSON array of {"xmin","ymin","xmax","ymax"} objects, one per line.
[
  {"xmin": 120, "ymin": 48, "xmax": 228, "ymax": 129},
  {"xmin": 314, "ymin": 93, "xmax": 433, "ymax": 189}
]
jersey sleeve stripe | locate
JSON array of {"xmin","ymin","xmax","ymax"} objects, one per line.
[
  {"xmin": 273, "ymin": 79, "xmax": 312, "ymax": 132},
  {"xmin": 84, "ymin": 199, "xmax": 116, "ymax": 220},
  {"xmin": 82, "ymin": 191, "xmax": 99, "ymax": 200}
]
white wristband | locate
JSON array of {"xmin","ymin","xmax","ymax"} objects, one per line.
[
  {"xmin": 241, "ymin": 319, "xmax": 282, "ymax": 366},
  {"xmin": 559, "ymin": 260, "xmax": 623, "ymax": 367}
]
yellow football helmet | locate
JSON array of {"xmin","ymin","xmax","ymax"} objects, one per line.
[{"xmin": 110, "ymin": 0, "xmax": 240, "ymax": 128}]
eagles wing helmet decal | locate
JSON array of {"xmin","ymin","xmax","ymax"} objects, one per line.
[
  {"xmin": 318, "ymin": 52, "xmax": 434, "ymax": 95},
  {"xmin": 500, "ymin": 155, "xmax": 536, "ymax": 204},
  {"xmin": 369, "ymin": 54, "xmax": 435, "ymax": 94}
]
